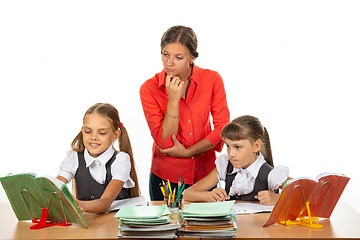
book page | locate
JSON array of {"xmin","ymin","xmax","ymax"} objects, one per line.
[
  {"xmin": 114, "ymin": 205, "xmax": 167, "ymax": 219},
  {"xmin": 107, "ymin": 196, "xmax": 146, "ymax": 212},
  {"xmin": 315, "ymin": 172, "xmax": 344, "ymax": 181},
  {"xmin": 284, "ymin": 176, "xmax": 314, "ymax": 186},
  {"xmin": 233, "ymin": 202, "xmax": 273, "ymax": 214}
]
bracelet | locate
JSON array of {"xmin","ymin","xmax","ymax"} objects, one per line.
[{"xmin": 166, "ymin": 112, "xmax": 179, "ymax": 118}]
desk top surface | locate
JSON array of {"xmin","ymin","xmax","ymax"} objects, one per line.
[{"xmin": 0, "ymin": 201, "xmax": 359, "ymax": 240}]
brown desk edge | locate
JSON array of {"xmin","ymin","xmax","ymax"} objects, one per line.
[{"xmin": 0, "ymin": 201, "xmax": 359, "ymax": 239}]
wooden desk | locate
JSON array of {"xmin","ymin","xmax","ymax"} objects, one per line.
[
  {"xmin": 234, "ymin": 201, "xmax": 360, "ymax": 239},
  {"xmin": 0, "ymin": 202, "xmax": 359, "ymax": 239}
]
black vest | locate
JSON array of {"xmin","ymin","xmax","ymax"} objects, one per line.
[
  {"xmin": 225, "ymin": 162, "xmax": 274, "ymax": 201},
  {"xmin": 75, "ymin": 151, "xmax": 130, "ymax": 201}
]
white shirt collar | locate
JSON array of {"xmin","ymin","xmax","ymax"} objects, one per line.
[
  {"xmin": 231, "ymin": 153, "xmax": 266, "ymax": 178},
  {"xmin": 84, "ymin": 145, "xmax": 115, "ymax": 167},
  {"xmin": 228, "ymin": 153, "xmax": 267, "ymax": 196}
]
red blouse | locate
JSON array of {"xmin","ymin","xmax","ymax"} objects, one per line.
[{"xmin": 140, "ymin": 65, "xmax": 230, "ymax": 184}]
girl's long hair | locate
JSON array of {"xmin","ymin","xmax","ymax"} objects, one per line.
[
  {"xmin": 220, "ymin": 115, "xmax": 273, "ymax": 167},
  {"xmin": 71, "ymin": 103, "xmax": 140, "ymax": 197}
]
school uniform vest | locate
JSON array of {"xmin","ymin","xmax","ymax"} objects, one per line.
[
  {"xmin": 75, "ymin": 151, "xmax": 130, "ymax": 201},
  {"xmin": 225, "ymin": 162, "xmax": 274, "ymax": 201}
]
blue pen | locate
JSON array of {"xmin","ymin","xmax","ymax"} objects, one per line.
[{"xmin": 217, "ymin": 173, "xmax": 222, "ymax": 188}]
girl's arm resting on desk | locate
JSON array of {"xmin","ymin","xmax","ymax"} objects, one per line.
[
  {"xmin": 254, "ymin": 174, "xmax": 292, "ymax": 205},
  {"xmin": 183, "ymin": 168, "xmax": 229, "ymax": 202},
  {"xmin": 254, "ymin": 167, "xmax": 290, "ymax": 205},
  {"xmin": 159, "ymin": 136, "xmax": 214, "ymax": 158},
  {"xmin": 76, "ymin": 179, "xmax": 124, "ymax": 213},
  {"xmin": 255, "ymin": 191, "xmax": 279, "ymax": 205},
  {"xmin": 57, "ymin": 176, "xmax": 124, "ymax": 213}
]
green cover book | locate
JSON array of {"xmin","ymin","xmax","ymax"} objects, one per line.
[
  {"xmin": 114, "ymin": 204, "xmax": 169, "ymax": 219},
  {"xmin": 182, "ymin": 200, "xmax": 235, "ymax": 217},
  {"xmin": 0, "ymin": 173, "xmax": 87, "ymax": 228}
]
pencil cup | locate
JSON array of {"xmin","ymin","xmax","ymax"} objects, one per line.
[
  {"xmin": 163, "ymin": 194, "xmax": 182, "ymax": 209},
  {"xmin": 169, "ymin": 207, "xmax": 180, "ymax": 223}
]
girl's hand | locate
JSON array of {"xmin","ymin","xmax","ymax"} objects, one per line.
[
  {"xmin": 205, "ymin": 188, "xmax": 230, "ymax": 202},
  {"xmin": 74, "ymin": 198, "xmax": 85, "ymax": 212},
  {"xmin": 158, "ymin": 135, "xmax": 190, "ymax": 158},
  {"xmin": 255, "ymin": 190, "xmax": 279, "ymax": 205},
  {"xmin": 165, "ymin": 75, "xmax": 184, "ymax": 104}
]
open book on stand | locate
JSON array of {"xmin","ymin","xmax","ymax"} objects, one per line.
[
  {"xmin": 0, "ymin": 173, "xmax": 87, "ymax": 229},
  {"xmin": 263, "ymin": 172, "xmax": 350, "ymax": 228}
]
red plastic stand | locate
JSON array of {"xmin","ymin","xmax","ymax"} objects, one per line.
[{"xmin": 30, "ymin": 208, "xmax": 71, "ymax": 230}]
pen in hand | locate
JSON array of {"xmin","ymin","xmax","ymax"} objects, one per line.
[
  {"xmin": 215, "ymin": 173, "xmax": 230, "ymax": 202},
  {"xmin": 217, "ymin": 173, "xmax": 223, "ymax": 189}
]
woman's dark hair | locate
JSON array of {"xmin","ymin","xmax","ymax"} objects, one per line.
[
  {"xmin": 160, "ymin": 25, "xmax": 199, "ymax": 58},
  {"xmin": 221, "ymin": 115, "xmax": 274, "ymax": 167}
]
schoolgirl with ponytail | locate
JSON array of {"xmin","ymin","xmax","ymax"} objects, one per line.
[
  {"xmin": 57, "ymin": 103, "xmax": 140, "ymax": 213},
  {"xmin": 183, "ymin": 115, "xmax": 289, "ymax": 205}
]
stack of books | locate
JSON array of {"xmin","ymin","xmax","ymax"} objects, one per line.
[
  {"xmin": 114, "ymin": 204, "xmax": 180, "ymax": 239},
  {"xmin": 178, "ymin": 200, "xmax": 237, "ymax": 238}
]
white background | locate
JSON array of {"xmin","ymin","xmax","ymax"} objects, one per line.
[{"xmin": 1, "ymin": 1, "xmax": 359, "ymax": 213}]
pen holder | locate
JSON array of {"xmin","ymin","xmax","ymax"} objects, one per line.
[
  {"xmin": 164, "ymin": 193, "xmax": 183, "ymax": 210},
  {"xmin": 169, "ymin": 207, "xmax": 181, "ymax": 223}
]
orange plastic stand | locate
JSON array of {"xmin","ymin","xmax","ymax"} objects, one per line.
[{"xmin": 278, "ymin": 201, "xmax": 323, "ymax": 229}]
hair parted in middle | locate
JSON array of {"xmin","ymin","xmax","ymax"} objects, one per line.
[
  {"xmin": 71, "ymin": 103, "xmax": 140, "ymax": 197},
  {"xmin": 160, "ymin": 25, "xmax": 199, "ymax": 58},
  {"xmin": 221, "ymin": 115, "xmax": 274, "ymax": 167}
]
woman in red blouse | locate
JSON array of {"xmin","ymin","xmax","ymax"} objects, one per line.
[{"xmin": 140, "ymin": 25, "xmax": 230, "ymax": 200}]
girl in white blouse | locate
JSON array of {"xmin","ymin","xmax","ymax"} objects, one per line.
[
  {"xmin": 183, "ymin": 115, "xmax": 289, "ymax": 205},
  {"xmin": 57, "ymin": 103, "xmax": 140, "ymax": 213}
]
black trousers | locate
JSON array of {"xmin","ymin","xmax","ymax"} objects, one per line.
[{"xmin": 149, "ymin": 173, "xmax": 192, "ymax": 201}]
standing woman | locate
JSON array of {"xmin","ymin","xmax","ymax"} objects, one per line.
[{"xmin": 140, "ymin": 25, "xmax": 230, "ymax": 200}]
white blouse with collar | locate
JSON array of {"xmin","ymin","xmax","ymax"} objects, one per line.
[
  {"xmin": 58, "ymin": 145, "xmax": 135, "ymax": 188},
  {"xmin": 215, "ymin": 153, "xmax": 289, "ymax": 196}
]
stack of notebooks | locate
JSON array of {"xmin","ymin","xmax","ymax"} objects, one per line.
[
  {"xmin": 178, "ymin": 200, "xmax": 237, "ymax": 238},
  {"xmin": 114, "ymin": 205, "xmax": 180, "ymax": 239}
]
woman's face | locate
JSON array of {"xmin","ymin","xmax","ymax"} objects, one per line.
[{"xmin": 161, "ymin": 42, "xmax": 195, "ymax": 79}]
